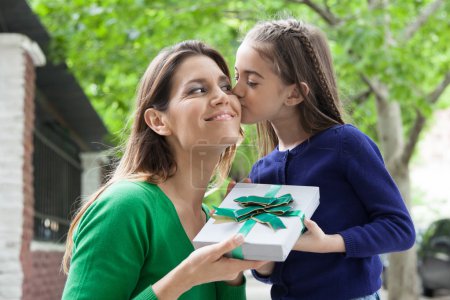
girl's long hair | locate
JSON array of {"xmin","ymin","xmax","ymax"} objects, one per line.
[
  {"xmin": 244, "ymin": 19, "xmax": 345, "ymax": 156},
  {"xmin": 62, "ymin": 40, "xmax": 238, "ymax": 273}
]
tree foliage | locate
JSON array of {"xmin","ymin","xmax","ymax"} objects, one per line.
[{"xmin": 30, "ymin": 1, "xmax": 450, "ymax": 297}]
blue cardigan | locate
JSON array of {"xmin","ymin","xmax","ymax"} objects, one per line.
[{"xmin": 250, "ymin": 124, "xmax": 415, "ymax": 300}]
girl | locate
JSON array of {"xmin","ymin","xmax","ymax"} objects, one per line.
[
  {"xmin": 62, "ymin": 40, "xmax": 265, "ymax": 300},
  {"xmin": 233, "ymin": 19, "xmax": 415, "ymax": 300}
]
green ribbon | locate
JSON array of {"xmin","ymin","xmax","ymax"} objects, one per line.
[{"xmin": 213, "ymin": 185, "xmax": 305, "ymax": 259}]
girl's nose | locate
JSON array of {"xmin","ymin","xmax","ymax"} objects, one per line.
[{"xmin": 232, "ymin": 81, "xmax": 243, "ymax": 98}]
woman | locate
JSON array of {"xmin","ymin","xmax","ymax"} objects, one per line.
[{"xmin": 62, "ymin": 40, "xmax": 265, "ymax": 300}]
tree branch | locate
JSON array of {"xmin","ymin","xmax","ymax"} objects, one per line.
[
  {"xmin": 402, "ymin": 0, "xmax": 445, "ymax": 42},
  {"xmin": 402, "ymin": 111, "xmax": 425, "ymax": 165},
  {"xmin": 428, "ymin": 71, "xmax": 450, "ymax": 104},
  {"xmin": 288, "ymin": 0, "xmax": 341, "ymax": 26},
  {"xmin": 351, "ymin": 89, "xmax": 372, "ymax": 105},
  {"xmin": 402, "ymin": 71, "xmax": 450, "ymax": 164},
  {"xmin": 360, "ymin": 74, "xmax": 388, "ymax": 104}
]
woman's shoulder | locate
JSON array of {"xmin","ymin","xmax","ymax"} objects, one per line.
[{"xmin": 93, "ymin": 180, "xmax": 164, "ymax": 213}]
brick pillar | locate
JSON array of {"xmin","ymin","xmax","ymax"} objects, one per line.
[{"xmin": 0, "ymin": 34, "xmax": 45, "ymax": 300}]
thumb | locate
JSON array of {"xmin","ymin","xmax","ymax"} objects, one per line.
[
  {"xmin": 241, "ymin": 178, "xmax": 252, "ymax": 183},
  {"xmin": 304, "ymin": 219, "xmax": 318, "ymax": 232},
  {"xmin": 211, "ymin": 234, "xmax": 245, "ymax": 257}
]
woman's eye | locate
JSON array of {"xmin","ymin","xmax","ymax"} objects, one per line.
[
  {"xmin": 221, "ymin": 84, "xmax": 232, "ymax": 93},
  {"xmin": 189, "ymin": 87, "xmax": 207, "ymax": 94}
]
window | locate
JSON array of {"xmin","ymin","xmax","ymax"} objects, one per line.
[{"xmin": 33, "ymin": 120, "xmax": 81, "ymax": 243}]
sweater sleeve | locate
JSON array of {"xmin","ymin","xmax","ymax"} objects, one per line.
[
  {"xmin": 62, "ymin": 184, "xmax": 154, "ymax": 300},
  {"xmin": 215, "ymin": 277, "xmax": 246, "ymax": 300},
  {"xmin": 338, "ymin": 126, "xmax": 416, "ymax": 258}
]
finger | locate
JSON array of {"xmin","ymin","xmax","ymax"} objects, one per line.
[
  {"xmin": 210, "ymin": 234, "xmax": 245, "ymax": 257},
  {"xmin": 226, "ymin": 180, "xmax": 237, "ymax": 196},
  {"xmin": 225, "ymin": 258, "xmax": 269, "ymax": 272},
  {"xmin": 241, "ymin": 178, "xmax": 252, "ymax": 183},
  {"xmin": 304, "ymin": 219, "xmax": 318, "ymax": 232}
]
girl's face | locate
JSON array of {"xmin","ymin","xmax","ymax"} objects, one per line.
[
  {"xmin": 164, "ymin": 55, "xmax": 241, "ymax": 151},
  {"xmin": 233, "ymin": 41, "xmax": 294, "ymax": 124}
]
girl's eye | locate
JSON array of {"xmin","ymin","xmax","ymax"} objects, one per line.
[{"xmin": 247, "ymin": 81, "xmax": 258, "ymax": 88}]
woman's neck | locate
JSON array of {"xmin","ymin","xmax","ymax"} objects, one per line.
[{"xmin": 158, "ymin": 146, "xmax": 224, "ymax": 210}]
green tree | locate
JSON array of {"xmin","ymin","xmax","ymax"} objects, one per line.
[
  {"xmin": 30, "ymin": 0, "xmax": 450, "ymax": 299},
  {"xmin": 289, "ymin": 1, "xmax": 450, "ymax": 299}
]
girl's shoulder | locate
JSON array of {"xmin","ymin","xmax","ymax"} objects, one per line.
[
  {"xmin": 338, "ymin": 124, "xmax": 376, "ymax": 145},
  {"xmin": 336, "ymin": 124, "xmax": 382, "ymax": 159},
  {"xmin": 300, "ymin": 124, "xmax": 366, "ymax": 148},
  {"xmin": 325, "ymin": 123, "xmax": 367, "ymax": 139}
]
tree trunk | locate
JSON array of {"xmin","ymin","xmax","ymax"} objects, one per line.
[
  {"xmin": 388, "ymin": 162, "xmax": 419, "ymax": 300},
  {"xmin": 374, "ymin": 86, "xmax": 419, "ymax": 299}
]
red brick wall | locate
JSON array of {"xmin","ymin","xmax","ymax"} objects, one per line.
[
  {"xmin": 20, "ymin": 51, "xmax": 36, "ymax": 300},
  {"xmin": 26, "ymin": 251, "xmax": 66, "ymax": 300},
  {"xmin": 20, "ymin": 51, "xmax": 67, "ymax": 300}
]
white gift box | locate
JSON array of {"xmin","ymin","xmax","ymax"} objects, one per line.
[{"xmin": 193, "ymin": 183, "xmax": 320, "ymax": 261}]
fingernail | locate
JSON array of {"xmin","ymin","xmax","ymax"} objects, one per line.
[{"xmin": 234, "ymin": 234, "xmax": 244, "ymax": 243}]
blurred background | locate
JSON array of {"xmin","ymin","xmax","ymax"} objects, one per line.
[{"xmin": 0, "ymin": 0, "xmax": 449, "ymax": 299}]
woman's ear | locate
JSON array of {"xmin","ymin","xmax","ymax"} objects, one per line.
[
  {"xmin": 144, "ymin": 108, "xmax": 172, "ymax": 136},
  {"xmin": 285, "ymin": 82, "xmax": 310, "ymax": 106}
]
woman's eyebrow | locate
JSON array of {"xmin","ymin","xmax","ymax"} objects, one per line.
[{"xmin": 185, "ymin": 75, "xmax": 230, "ymax": 86}]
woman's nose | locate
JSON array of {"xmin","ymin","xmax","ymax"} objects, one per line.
[{"xmin": 210, "ymin": 88, "xmax": 231, "ymax": 106}]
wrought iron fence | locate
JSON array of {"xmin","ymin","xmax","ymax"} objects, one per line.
[{"xmin": 33, "ymin": 128, "xmax": 81, "ymax": 243}]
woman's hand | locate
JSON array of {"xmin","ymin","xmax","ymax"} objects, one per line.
[
  {"xmin": 153, "ymin": 234, "xmax": 267, "ymax": 299},
  {"xmin": 293, "ymin": 219, "xmax": 346, "ymax": 253}
]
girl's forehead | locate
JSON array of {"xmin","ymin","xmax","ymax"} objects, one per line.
[{"xmin": 236, "ymin": 42, "xmax": 272, "ymax": 75}]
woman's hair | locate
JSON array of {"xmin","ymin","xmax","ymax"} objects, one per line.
[
  {"xmin": 62, "ymin": 40, "xmax": 238, "ymax": 273},
  {"xmin": 244, "ymin": 19, "xmax": 345, "ymax": 156}
]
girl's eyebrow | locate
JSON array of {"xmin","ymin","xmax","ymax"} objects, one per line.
[{"xmin": 234, "ymin": 67, "xmax": 265, "ymax": 79}]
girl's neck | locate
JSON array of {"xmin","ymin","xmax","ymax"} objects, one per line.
[{"xmin": 271, "ymin": 111, "xmax": 310, "ymax": 151}]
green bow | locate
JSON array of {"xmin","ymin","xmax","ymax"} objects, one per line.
[
  {"xmin": 213, "ymin": 193, "xmax": 302, "ymax": 230},
  {"xmin": 212, "ymin": 185, "xmax": 306, "ymax": 259}
]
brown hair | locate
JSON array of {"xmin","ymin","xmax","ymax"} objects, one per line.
[
  {"xmin": 244, "ymin": 19, "xmax": 345, "ymax": 156},
  {"xmin": 62, "ymin": 40, "xmax": 238, "ymax": 273}
]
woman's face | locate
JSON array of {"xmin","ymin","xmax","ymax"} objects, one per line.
[
  {"xmin": 165, "ymin": 55, "xmax": 241, "ymax": 151},
  {"xmin": 233, "ymin": 41, "xmax": 292, "ymax": 124}
]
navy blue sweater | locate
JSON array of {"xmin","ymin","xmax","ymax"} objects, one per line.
[{"xmin": 250, "ymin": 124, "xmax": 415, "ymax": 300}]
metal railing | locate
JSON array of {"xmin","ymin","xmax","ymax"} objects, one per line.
[{"xmin": 33, "ymin": 128, "xmax": 81, "ymax": 243}]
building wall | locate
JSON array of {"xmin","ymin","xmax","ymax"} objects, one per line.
[
  {"xmin": 0, "ymin": 35, "xmax": 32, "ymax": 300},
  {"xmin": 0, "ymin": 34, "xmax": 68, "ymax": 300},
  {"xmin": 25, "ymin": 245, "xmax": 66, "ymax": 300}
]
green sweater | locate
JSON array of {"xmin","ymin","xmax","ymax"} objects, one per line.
[{"xmin": 62, "ymin": 180, "xmax": 246, "ymax": 299}]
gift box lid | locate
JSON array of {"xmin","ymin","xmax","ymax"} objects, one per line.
[{"xmin": 193, "ymin": 183, "xmax": 320, "ymax": 261}]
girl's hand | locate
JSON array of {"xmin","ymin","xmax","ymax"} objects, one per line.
[
  {"xmin": 292, "ymin": 219, "xmax": 346, "ymax": 253},
  {"xmin": 153, "ymin": 234, "xmax": 267, "ymax": 299}
]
